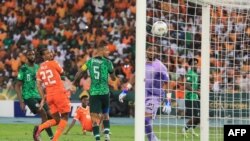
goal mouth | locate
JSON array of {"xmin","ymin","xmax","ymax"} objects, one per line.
[{"xmin": 189, "ymin": 0, "xmax": 250, "ymax": 8}]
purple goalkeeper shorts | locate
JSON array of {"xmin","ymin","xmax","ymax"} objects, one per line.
[{"xmin": 145, "ymin": 96, "xmax": 161, "ymax": 119}]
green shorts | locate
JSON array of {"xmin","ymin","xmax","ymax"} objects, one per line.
[
  {"xmin": 24, "ymin": 98, "xmax": 49, "ymax": 114},
  {"xmin": 89, "ymin": 94, "xmax": 110, "ymax": 114}
]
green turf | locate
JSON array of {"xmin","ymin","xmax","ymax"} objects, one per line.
[
  {"xmin": 0, "ymin": 124, "xmax": 223, "ymax": 141},
  {"xmin": 0, "ymin": 124, "xmax": 134, "ymax": 141}
]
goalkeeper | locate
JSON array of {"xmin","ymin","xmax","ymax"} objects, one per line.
[
  {"xmin": 182, "ymin": 58, "xmax": 200, "ymax": 138},
  {"xmin": 119, "ymin": 46, "xmax": 171, "ymax": 141}
]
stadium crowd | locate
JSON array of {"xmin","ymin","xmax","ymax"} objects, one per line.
[
  {"xmin": 147, "ymin": 0, "xmax": 250, "ymax": 96},
  {"xmin": 1, "ymin": 0, "xmax": 250, "ymax": 117},
  {"xmin": 0, "ymin": 0, "xmax": 135, "ymax": 93}
]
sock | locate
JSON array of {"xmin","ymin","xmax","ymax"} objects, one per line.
[
  {"xmin": 145, "ymin": 117, "xmax": 157, "ymax": 141},
  {"xmin": 45, "ymin": 113, "xmax": 54, "ymax": 138},
  {"xmin": 52, "ymin": 119, "xmax": 67, "ymax": 141},
  {"xmin": 93, "ymin": 126, "xmax": 100, "ymax": 141},
  {"xmin": 38, "ymin": 119, "xmax": 57, "ymax": 132},
  {"xmin": 45, "ymin": 127, "xmax": 54, "ymax": 139},
  {"xmin": 103, "ymin": 120, "xmax": 110, "ymax": 135},
  {"xmin": 185, "ymin": 124, "xmax": 192, "ymax": 131}
]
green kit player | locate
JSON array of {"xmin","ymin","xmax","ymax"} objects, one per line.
[
  {"xmin": 182, "ymin": 58, "xmax": 200, "ymax": 138},
  {"xmin": 73, "ymin": 43, "xmax": 115, "ymax": 141},
  {"xmin": 15, "ymin": 49, "xmax": 54, "ymax": 140}
]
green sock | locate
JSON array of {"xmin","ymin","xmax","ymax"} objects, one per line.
[
  {"xmin": 45, "ymin": 127, "xmax": 54, "ymax": 139},
  {"xmin": 93, "ymin": 126, "xmax": 100, "ymax": 141},
  {"xmin": 103, "ymin": 120, "xmax": 110, "ymax": 134}
]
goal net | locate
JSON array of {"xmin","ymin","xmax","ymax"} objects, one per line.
[{"xmin": 135, "ymin": 0, "xmax": 250, "ymax": 140}]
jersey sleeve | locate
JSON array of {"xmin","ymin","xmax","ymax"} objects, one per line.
[
  {"xmin": 53, "ymin": 61, "xmax": 64, "ymax": 74},
  {"xmin": 17, "ymin": 68, "xmax": 24, "ymax": 81},
  {"xmin": 108, "ymin": 60, "xmax": 114, "ymax": 74}
]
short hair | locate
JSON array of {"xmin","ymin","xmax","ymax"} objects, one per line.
[
  {"xmin": 96, "ymin": 41, "xmax": 107, "ymax": 50},
  {"xmin": 24, "ymin": 48, "xmax": 34, "ymax": 55},
  {"xmin": 188, "ymin": 58, "xmax": 199, "ymax": 66}
]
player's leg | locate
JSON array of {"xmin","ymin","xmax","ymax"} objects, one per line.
[
  {"xmin": 182, "ymin": 99, "xmax": 195, "ymax": 138},
  {"xmin": 39, "ymin": 99, "xmax": 54, "ymax": 139},
  {"xmin": 51, "ymin": 93, "xmax": 71, "ymax": 141},
  {"xmin": 52, "ymin": 112, "xmax": 69, "ymax": 141},
  {"xmin": 33, "ymin": 112, "xmax": 59, "ymax": 141},
  {"xmin": 189, "ymin": 100, "xmax": 200, "ymax": 137},
  {"xmin": 101, "ymin": 94, "xmax": 111, "ymax": 141},
  {"xmin": 25, "ymin": 98, "xmax": 53, "ymax": 140},
  {"xmin": 145, "ymin": 97, "xmax": 160, "ymax": 141},
  {"xmin": 33, "ymin": 96, "xmax": 58, "ymax": 141},
  {"xmin": 90, "ymin": 95, "xmax": 102, "ymax": 141}
]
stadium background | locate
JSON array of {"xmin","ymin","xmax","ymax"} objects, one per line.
[{"xmin": 0, "ymin": 0, "xmax": 249, "ymax": 118}]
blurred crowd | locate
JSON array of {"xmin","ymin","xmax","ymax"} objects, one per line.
[
  {"xmin": 0, "ymin": 0, "xmax": 136, "ymax": 96},
  {"xmin": 147, "ymin": 0, "xmax": 250, "ymax": 98}
]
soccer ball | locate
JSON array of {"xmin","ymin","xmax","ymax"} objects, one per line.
[{"xmin": 151, "ymin": 21, "xmax": 168, "ymax": 36}]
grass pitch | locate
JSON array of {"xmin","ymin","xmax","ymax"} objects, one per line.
[
  {"xmin": 0, "ymin": 124, "xmax": 134, "ymax": 141},
  {"xmin": 0, "ymin": 124, "xmax": 223, "ymax": 141}
]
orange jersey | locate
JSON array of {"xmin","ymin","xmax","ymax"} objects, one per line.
[
  {"xmin": 36, "ymin": 60, "xmax": 65, "ymax": 95},
  {"xmin": 74, "ymin": 106, "xmax": 92, "ymax": 131}
]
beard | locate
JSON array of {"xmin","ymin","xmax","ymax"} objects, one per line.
[{"xmin": 28, "ymin": 59, "xmax": 35, "ymax": 64}]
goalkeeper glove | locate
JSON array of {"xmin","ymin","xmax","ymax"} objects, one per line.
[
  {"xmin": 162, "ymin": 93, "xmax": 172, "ymax": 114},
  {"xmin": 119, "ymin": 83, "xmax": 132, "ymax": 103}
]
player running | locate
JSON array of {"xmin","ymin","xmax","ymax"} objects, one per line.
[
  {"xmin": 182, "ymin": 58, "xmax": 200, "ymax": 138},
  {"xmin": 119, "ymin": 46, "xmax": 171, "ymax": 141},
  {"xmin": 64, "ymin": 92, "xmax": 92, "ymax": 135},
  {"xmin": 73, "ymin": 43, "xmax": 115, "ymax": 141},
  {"xmin": 33, "ymin": 48, "xmax": 72, "ymax": 141},
  {"xmin": 15, "ymin": 49, "xmax": 54, "ymax": 140}
]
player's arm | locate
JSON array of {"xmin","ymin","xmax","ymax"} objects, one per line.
[
  {"xmin": 72, "ymin": 63, "xmax": 88, "ymax": 86},
  {"xmin": 15, "ymin": 80, "xmax": 26, "ymax": 112},
  {"xmin": 15, "ymin": 70, "xmax": 26, "ymax": 112},
  {"xmin": 119, "ymin": 74, "xmax": 134, "ymax": 103},
  {"xmin": 54, "ymin": 60, "xmax": 64, "ymax": 74},
  {"xmin": 36, "ymin": 79, "xmax": 46, "ymax": 110},
  {"xmin": 109, "ymin": 71, "xmax": 116, "ymax": 81},
  {"xmin": 64, "ymin": 119, "xmax": 77, "ymax": 135},
  {"xmin": 161, "ymin": 67, "xmax": 172, "ymax": 114},
  {"xmin": 108, "ymin": 60, "xmax": 116, "ymax": 81}
]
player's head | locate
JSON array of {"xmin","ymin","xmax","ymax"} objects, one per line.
[
  {"xmin": 39, "ymin": 48, "xmax": 53, "ymax": 61},
  {"xmin": 95, "ymin": 41, "xmax": 108, "ymax": 57},
  {"xmin": 79, "ymin": 91, "xmax": 89, "ymax": 107},
  {"xmin": 146, "ymin": 46, "xmax": 157, "ymax": 61},
  {"xmin": 25, "ymin": 49, "xmax": 35, "ymax": 64},
  {"xmin": 188, "ymin": 58, "xmax": 199, "ymax": 71}
]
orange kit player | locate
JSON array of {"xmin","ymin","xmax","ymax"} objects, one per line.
[
  {"xmin": 64, "ymin": 91, "xmax": 92, "ymax": 135},
  {"xmin": 33, "ymin": 48, "xmax": 73, "ymax": 141}
]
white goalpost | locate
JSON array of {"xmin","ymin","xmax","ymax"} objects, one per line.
[
  {"xmin": 135, "ymin": 0, "xmax": 250, "ymax": 141},
  {"xmin": 135, "ymin": 0, "xmax": 146, "ymax": 141}
]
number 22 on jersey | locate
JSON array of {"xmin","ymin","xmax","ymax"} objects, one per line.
[{"xmin": 40, "ymin": 69, "xmax": 56, "ymax": 86}]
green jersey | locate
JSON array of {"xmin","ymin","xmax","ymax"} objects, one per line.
[
  {"xmin": 185, "ymin": 69, "xmax": 199, "ymax": 100},
  {"xmin": 81, "ymin": 57, "xmax": 114, "ymax": 96},
  {"xmin": 17, "ymin": 64, "xmax": 40, "ymax": 99}
]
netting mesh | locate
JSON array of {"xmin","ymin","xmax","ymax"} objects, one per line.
[
  {"xmin": 209, "ymin": 4, "xmax": 250, "ymax": 141},
  {"xmin": 145, "ymin": 0, "xmax": 250, "ymax": 141}
]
